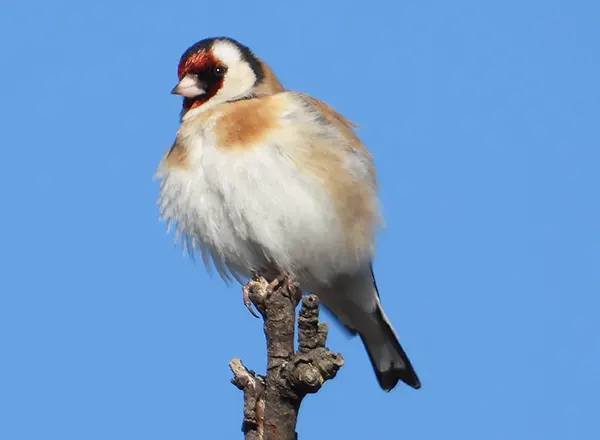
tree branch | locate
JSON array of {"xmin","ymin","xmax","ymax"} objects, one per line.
[{"xmin": 230, "ymin": 275, "xmax": 344, "ymax": 440}]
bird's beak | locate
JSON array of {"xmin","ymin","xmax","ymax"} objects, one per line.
[{"xmin": 171, "ymin": 75, "xmax": 206, "ymax": 98}]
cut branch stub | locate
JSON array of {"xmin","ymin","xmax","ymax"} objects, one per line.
[{"xmin": 230, "ymin": 357, "xmax": 265, "ymax": 440}]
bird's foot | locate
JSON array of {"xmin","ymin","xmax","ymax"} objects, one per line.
[{"xmin": 242, "ymin": 276, "xmax": 269, "ymax": 318}]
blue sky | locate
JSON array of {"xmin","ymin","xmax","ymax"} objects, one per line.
[{"xmin": 1, "ymin": 1, "xmax": 599, "ymax": 439}]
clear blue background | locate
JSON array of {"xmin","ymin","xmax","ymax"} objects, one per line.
[{"xmin": 1, "ymin": 1, "xmax": 598, "ymax": 439}]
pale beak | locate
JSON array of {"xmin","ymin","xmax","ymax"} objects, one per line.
[{"xmin": 171, "ymin": 74, "xmax": 206, "ymax": 98}]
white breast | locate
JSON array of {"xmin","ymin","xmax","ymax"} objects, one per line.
[{"xmin": 157, "ymin": 102, "xmax": 375, "ymax": 288}]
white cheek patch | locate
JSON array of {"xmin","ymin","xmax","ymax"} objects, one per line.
[{"xmin": 211, "ymin": 40, "xmax": 258, "ymax": 102}]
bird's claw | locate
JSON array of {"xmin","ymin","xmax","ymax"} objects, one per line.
[
  {"xmin": 242, "ymin": 282, "xmax": 261, "ymax": 318},
  {"xmin": 243, "ymin": 275, "xmax": 272, "ymax": 318}
]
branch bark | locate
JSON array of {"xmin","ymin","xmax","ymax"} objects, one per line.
[{"xmin": 230, "ymin": 275, "xmax": 344, "ymax": 440}]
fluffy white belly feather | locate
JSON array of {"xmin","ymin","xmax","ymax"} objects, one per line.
[{"xmin": 158, "ymin": 133, "xmax": 369, "ymax": 287}]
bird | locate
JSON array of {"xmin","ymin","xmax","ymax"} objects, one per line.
[{"xmin": 156, "ymin": 37, "xmax": 421, "ymax": 391}]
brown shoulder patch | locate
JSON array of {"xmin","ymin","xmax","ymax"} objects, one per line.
[
  {"xmin": 297, "ymin": 93, "xmax": 376, "ymax": 182},
  {"xmin": 214, "ymin": 96, "xmax": 282, "ymax": 149}
]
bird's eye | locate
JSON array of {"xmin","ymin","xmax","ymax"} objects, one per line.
[{"xmin": 213, "ymin": 66, "xmax": 227, "ymax": 76}]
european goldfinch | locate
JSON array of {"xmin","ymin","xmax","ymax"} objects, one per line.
[{"xmin": 157, "ymin": 37, "xmax": 420, "ymax": 391}]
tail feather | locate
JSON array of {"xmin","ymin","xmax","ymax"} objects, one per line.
[
  {"xmin": 360, "ymin": 299, "xmax": 421, "ymax": 390},
  {"xmin": 315, "ymin": 265, "xmax": 421, "ymax": 391}
]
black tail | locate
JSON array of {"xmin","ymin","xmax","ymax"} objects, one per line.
[
  {"xmin": 359, "ymin": 299, "xmax": 421, "ymax": 390},
  {"xmin": 315, "ymin": 265, "xmax": 421, "ymax": 391},
  {"xmin": 361, "ymin": 267, "xmax": 420, "ymax": 391}
]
